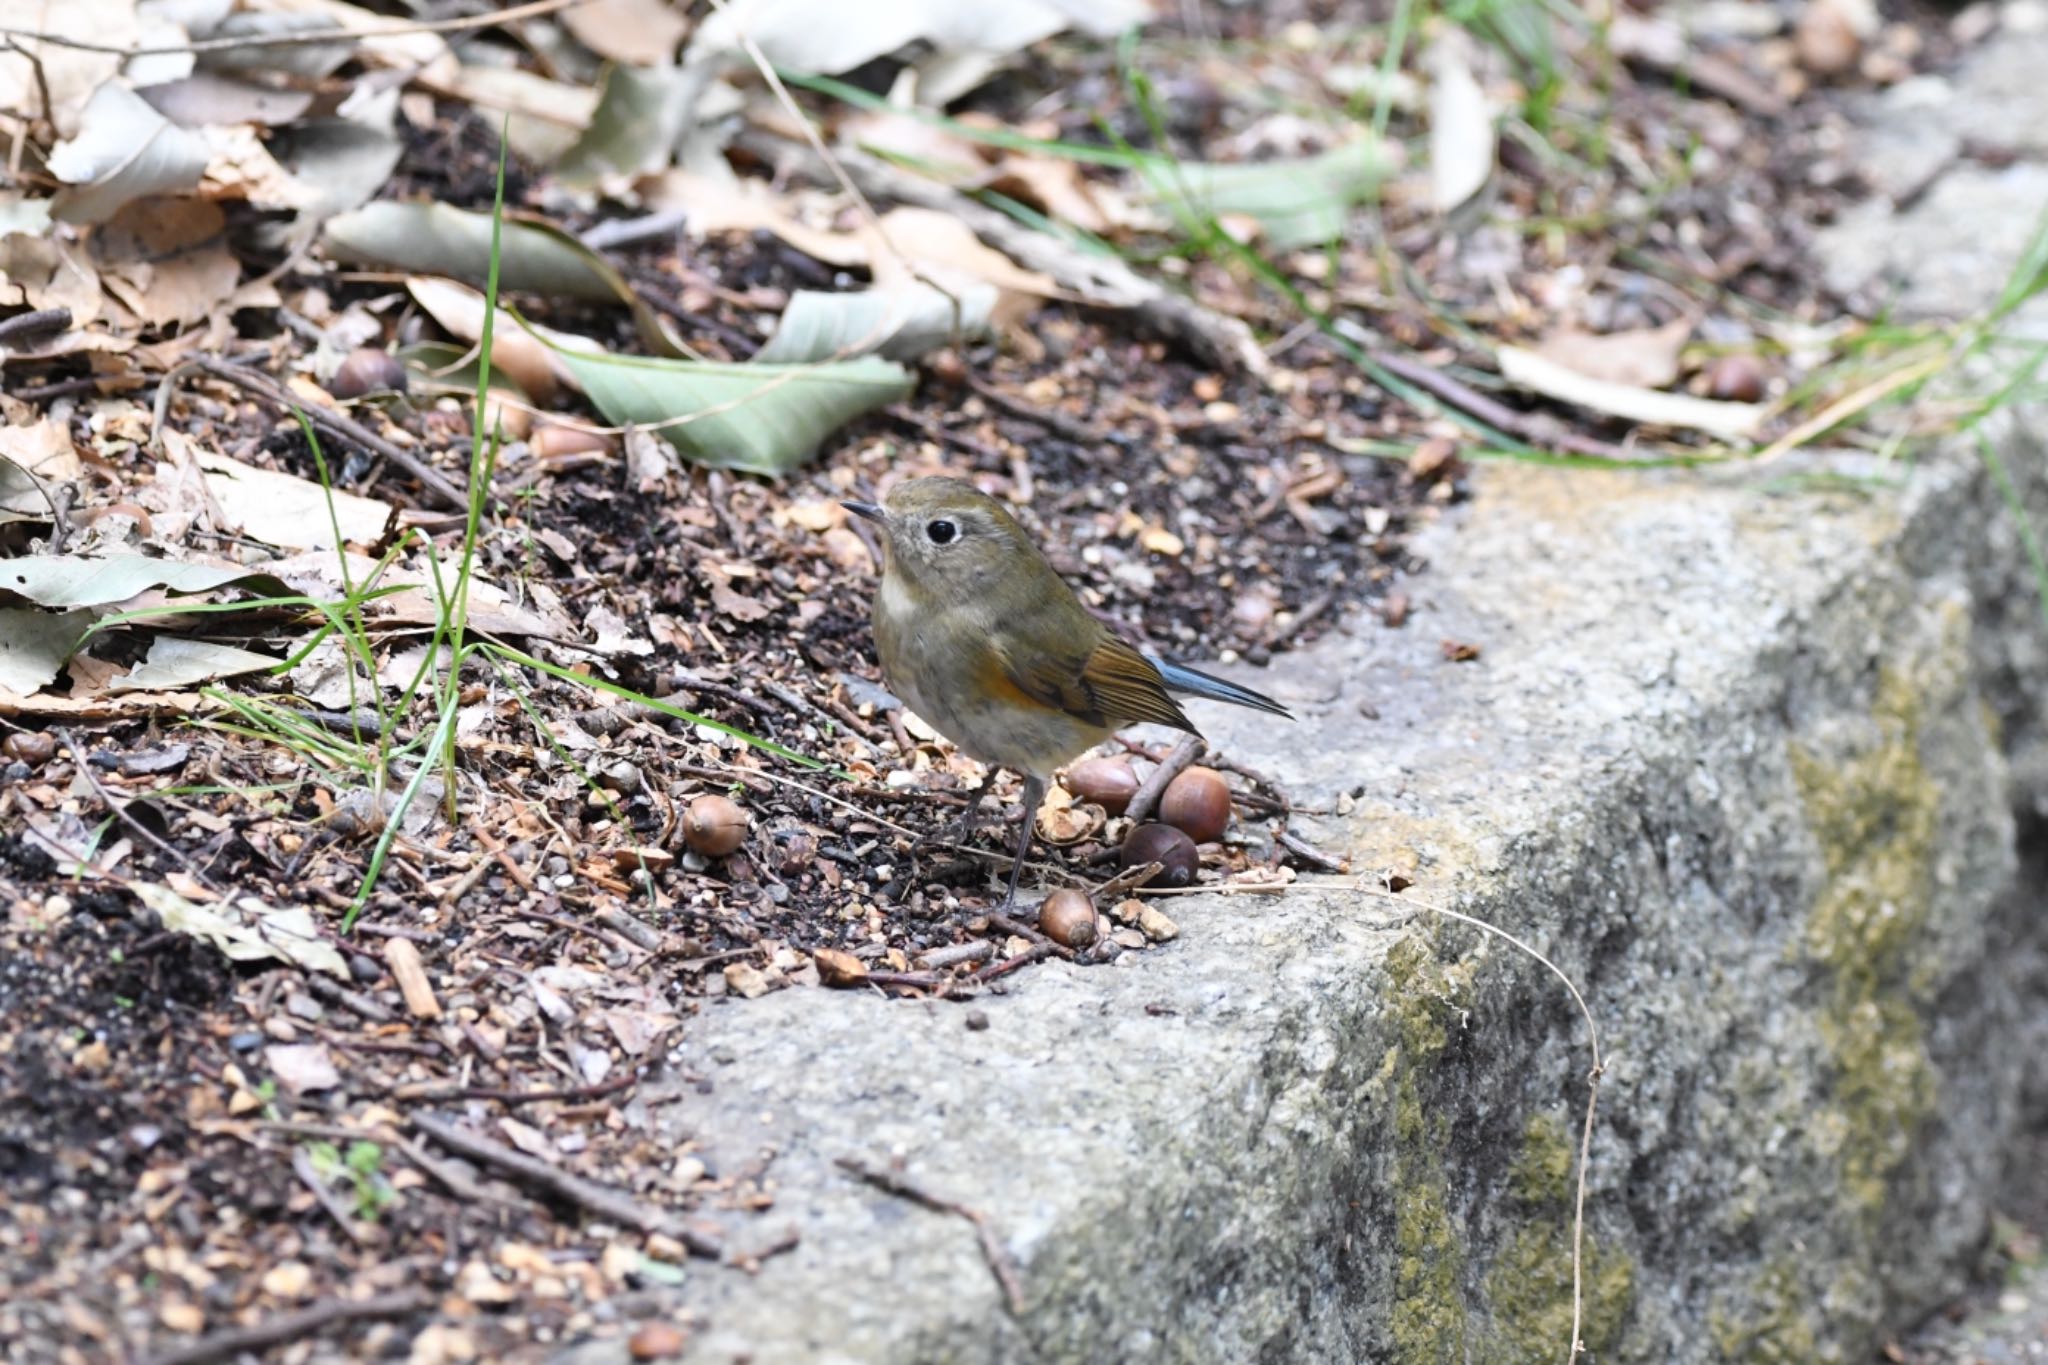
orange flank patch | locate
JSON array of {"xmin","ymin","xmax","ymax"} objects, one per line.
[{"xmin": 973, "ymin": 651, "xmax": 1073, "ymax": 718}]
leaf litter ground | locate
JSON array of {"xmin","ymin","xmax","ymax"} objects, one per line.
[{"xmin": 0, "ymin": 1, "xmax": 2011, "ymax": 1359}]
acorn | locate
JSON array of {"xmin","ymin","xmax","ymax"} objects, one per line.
[
  {"xmin": 1159, "ymin": 766, "xmax": 1231, "ymax": 843},
  {"xmin": 1704, "ymin": 354, "xmax": 1766, "ymax": 403},
  {"xmin": 627, "ymin": 1322, "xmax": 687, "ymax": 1360},
  {"xmin": 1120, "ymin": 823, "xmax": 1198, "ymax": 888},
  {"xmin": 1063, "ymin": 756, "xmax": 1139, "ymax": 814},
  {"xmin": 328, "ymin": 347, "xmax": 408, "ymax": 400},
  {"xmin": 682, "ymin": 794, "xmax": 747, "ymax": 857},
  {"xmin": 1037, "ymin": 888, "xmax": 1099, "ymax": 949},
  {"xmin": 2, "ymin": 731, "xmax": 55, "ymax": 765}
]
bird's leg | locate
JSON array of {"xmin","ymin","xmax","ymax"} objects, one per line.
[{"xmin": 996, "ymin": 774, "xmax": 1046, "ymax": 912}]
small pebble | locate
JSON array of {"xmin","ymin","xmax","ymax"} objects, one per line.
[
  {"xmin": 1138, "ymin": 906, "xmax": 1181, "ymax": 943},
  {"xmin": 964, "ymin": 1009, "xmax": 991, "ymax": 1032},
  {"xmin": 229, "ymin": 1031, "xmax": 264, "ymax": 1053}
]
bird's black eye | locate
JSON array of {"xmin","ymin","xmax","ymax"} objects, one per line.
[{"xmin": 925, "ymin": 519, "xmax": 958, "ymax": 546}]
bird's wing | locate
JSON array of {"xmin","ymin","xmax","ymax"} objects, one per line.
[{"xmin": 993, "ymin": 629, "xmax": 1196, "ymax": 733}]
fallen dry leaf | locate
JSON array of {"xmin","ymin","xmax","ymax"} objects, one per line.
[
  {"xmin": 562, "ymin": 0, "xmax": 690, "ymax": 65},
  {"xmin": 1532, "ymin": 316, "xmax": 1694, "ymax": 390},
  {"xmin": 93, "ymin": 197, "xmax": 241, "ymax": 329}
]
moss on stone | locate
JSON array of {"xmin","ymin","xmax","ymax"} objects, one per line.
[
  {"xmin": 1383, "ymin": 933, "xmax": 1475, "ymax": 1363},
  {"xmin": 1507, "ymin": 1111, "xmax": 1575, "ymax": 1206},
  {"xmin": 1788, "ymin": 665, "xmax": 1943, "ymax": 1218},
  {"xmin": 1707, "ymin": 1261, "xmax": 1824, "ymax": 1364},
  {"xmin": 1485, "ymin": 1112, "xmax": 1636, "ymax": 1361}
]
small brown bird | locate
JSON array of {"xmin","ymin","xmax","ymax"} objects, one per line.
[{"xmin": 844, "ymin": 477, "xmax": 1291, "ymax": 907}]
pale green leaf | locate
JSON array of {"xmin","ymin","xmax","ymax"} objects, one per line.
[
  {"xmin": 321, "ymin": 201, "xmax": 684, "ymax": 355},
  {"xmin": 132, "ymin": 883, "xmax": 349, "ymax": 978},
  {"xmin": 0, "ymin": 608, "xmax": 93, "ymax": 695},
  {"xmin": 112, "ymin": 636, "xmax": 282, "ymax": 692},
  {"xmin": 1141, "ymin": 139, "xmax": 1399, "ymax": 250},
  {"xmin": 754, "ymin": 283, "xmax": 994, "ymax": 365},
  {"xmin": 48, "ymin": 81, "xmax": 209, "ymax": 225},
  {"xmin": 556, "ymin": 350, "xmax": 913, "ymax": 475},
  {"xmin": 556, "ymin": 63, "xmax": 697, "ymax": 187},
  {"xmin": 0, "ymin": 553, "xmax": 286, "ymax": 609}
]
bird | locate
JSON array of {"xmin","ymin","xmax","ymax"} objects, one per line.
[{"xmin": 842, "ymin": 476, "xmax": 1292, "ymax": 909}]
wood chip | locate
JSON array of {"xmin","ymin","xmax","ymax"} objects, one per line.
[{"xmin": 384, "ymin": 939, "xmax": 441, "ymax": 1019}]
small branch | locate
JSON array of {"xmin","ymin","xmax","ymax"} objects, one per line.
[
  {"xmin": 980, "ymin": 910, "xmax": 1073, "ymax": 959},
  {"xmin": 593, "ymin": 907, "xmax": 662, "ymax": 951},
  {"xmin": 382, "ymin": 938, "xmax": 441, "ymax": 1019},
  {"xmin": 1124, "ymin": 734, "xmax": 1205, "ymax": 825},
  {"xmin": 1092, "ymin": 859, "xmax": 1164, "ymax": 902},
  {"xmin": 1277, "ymin": 828, "xmax": 1349, "ymax": 873},
  {"xmin": 291, "ymin": 1148, "xmax": 372, "ymax": 1248},
  {"xmin": 970, "ymin": 940, "xmax": 1061, "ymax": 984},
  {"xmin": 1361, "ymin": 347, "xmax": 1639, "ymax": 462},
  {"xmin": 411, "ymin": 1111, "xmax": 722, "ymax": 1258},
  {"xmin": 966, "ymin": 376, "xmax": 1105, "ymax": 447},
  {"xmin": 136, "ymin": 1290, "xmax": 434, "ymax": 1365},
  {"xmin": 915, "ymin": 939, "xmax": 995, "ymax": 971},
  {"xmin": 0, "ymin": 306, "xmax": 72, "ymax": 347},
  {"xmin": 837, "ymin": 1156, "xmax": 1025, "ymax": 1314},
  {"xmin": 390, "ymin": 1075, "xmax": 636, "ymax": 1106},
  {"xmin": 181, "ymin": 356, "xmax": 468, "ymax": 510},
  {"xmin": 303, "ymin": 974, "xmax": 394, "ymax": 1024}
]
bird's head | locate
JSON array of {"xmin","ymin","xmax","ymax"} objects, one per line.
[{"xmin": 842, "ymin": 476, "xmax": 1039, "ymax": 605}]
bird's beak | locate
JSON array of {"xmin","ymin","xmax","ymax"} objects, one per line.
[{"xmin": 841, "ymin": 500, "xmax": 885, "ymax": 524}]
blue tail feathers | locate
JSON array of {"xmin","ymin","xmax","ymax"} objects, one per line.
[{"xmin": 1146, "ymin": 655, "xmax": 1294, "ymax": 719}]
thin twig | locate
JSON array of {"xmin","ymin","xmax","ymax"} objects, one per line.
[
  {"xmin": 1124, "ymin": 734, "xmax": 1205, "ymax": 824},
  {"xmin": 56, "ymin": 729, "xmax": 217, "ymax": 892},
  {"xmin": 981, "ymin": 909, "xmax": 1072, "ymax": 958},
  {"xmin": 390, "ymin": 1074, "xmax": 636, "ymax": 1105},
  {"xmin": 1092, "ymin": 859, "xmax": 1165, "ymax": 902},
  {"xmin": 179, "ymin": 356, "xmax": 468, "ymax": 510},
  {"xmin": 1362, "ymin": 346, "xmax": 1638, "ymax": 462},
  {"xmin": 915, "ymin": 939, "xmax": 995, "ymax": 971},
  {"xmin": 837, "ymin": 1156, "xmax": 1026, "ymax": 1314},
  {"xmin": 0, "ymin": 0, "xmax": 588, "ymax": 57},
  {"xmin": 0, "ymin": 306, "xmax": 71, "ymax": 347},
  {"xmin": 966, "ymin": 376, "xmax": 1105, "ymax": 446},
  {"xmin": 1276, "ymin": 828, "xmax": 1349, "ymax": 873},
  {"xmin": 970, "ymin": 940, "xmax": 1062, "ymax": 984},
  {"xmin": 291, "ymin": 1147, "xmax": 372, "ymax": 1248},
  {"xmin": 135, "ymin": 1290, "xmax": 434, "ymax": 1365},
  {"xmin": 412, "ymin": 1111, "xmax": 723, "ymax": 1258}
]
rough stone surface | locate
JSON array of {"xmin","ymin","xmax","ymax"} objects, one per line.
[
  {"xmin": 556, "ymin": 39, "xmax": 2048, "ymax": 1365},
  {"xmin": 553, "ymin": 430, "xmax": 2047, "ymax": 1365},
  {"xmin": 1822, "ymin": 29, "xmax": 2048, "ymax": 333}
]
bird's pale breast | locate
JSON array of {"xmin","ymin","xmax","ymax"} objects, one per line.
[{"xmin": 874, "ymin": 572, "xmax": 1109, "ymax": 777}]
